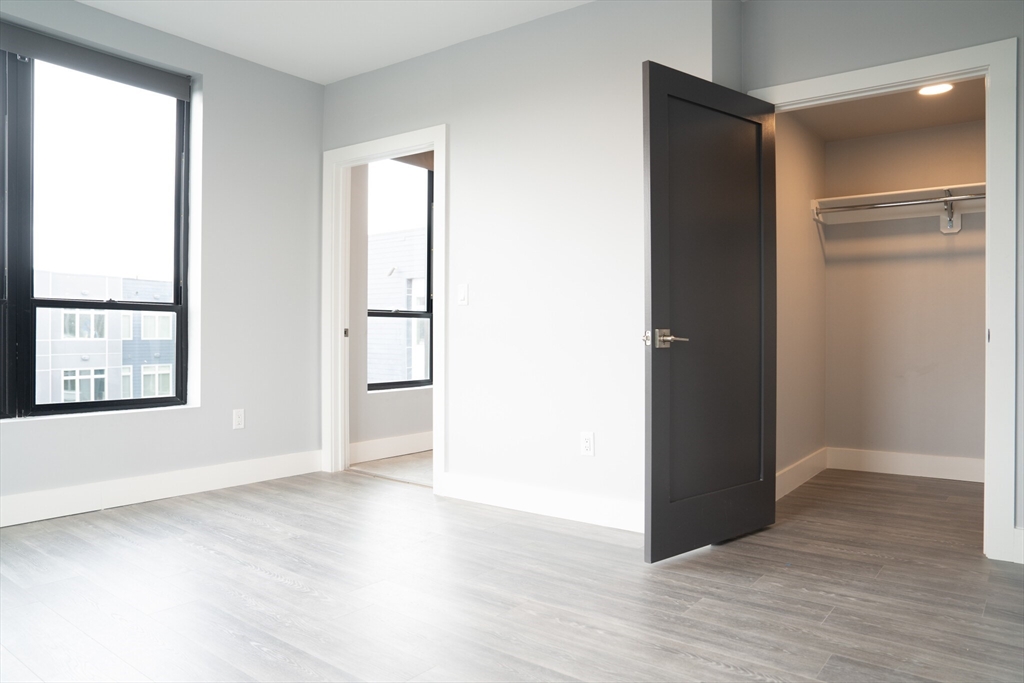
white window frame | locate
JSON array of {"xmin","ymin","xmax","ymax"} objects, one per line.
[
  {"xmin": 141, "ymin": 363, "xmax": 173, "ymax": 397},
  {"xmin": 141, "ymin": 312, "xmax": 174, "ymax": 340}
]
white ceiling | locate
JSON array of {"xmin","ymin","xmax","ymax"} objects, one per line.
[{"xmin": 77, "ymin": 0, "xmax": 590, "ymax": 85}]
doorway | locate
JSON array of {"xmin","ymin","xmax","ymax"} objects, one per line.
[
  {"xmin": 750, "ymin": 40, "xmax": 1019, "ymax": 563},
  {"xmin": 347, "ymin": 155, "xmax": 435, "ymax": 487},
  {"xmin": 320, "ymin": 125, "xmax": 449, "ymax": 492},
  {"xmin": 644, "ymin": 40, "xmax": 1018, "ymax": 564},
  {"xmin": 775, "ymin": 77, "xmax": 987, "ymax": 530}
]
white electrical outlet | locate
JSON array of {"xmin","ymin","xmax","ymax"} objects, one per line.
[
  {"xmin": 233, "ymin": 409, "xmax": 245, "ymax": 430},
  {"xmin": 580, "ymin": 431, "xmax": 594, "ymax": 457}
]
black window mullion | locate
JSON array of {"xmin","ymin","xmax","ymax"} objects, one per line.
[
  {"xmin": 0, "ymin": 51, "xmax": 8, "ymax": 418},
  {"xmin": 427, "ymin": 169, "xmax": 433, "ymax": 387},
  {"xmin": 31, "ymin": 298, "xmax": 178, "ymax": 313},
  {"xmin": 174, "ymin": 98, "xmax": 189, "ymax": 407},
  {"xmin": 7, "ymin": 51, "xmax": 33, "ymax": 416},
  {"xmin": 368, "ymin": 311, "xmax": 432, "ymax": 319}
]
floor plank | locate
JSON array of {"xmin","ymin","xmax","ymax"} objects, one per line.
[{"xmin": 1, "ymin": 469, "xmax": 1021, "ymax": 682}]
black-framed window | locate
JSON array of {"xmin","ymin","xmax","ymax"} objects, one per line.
[
  {"xmin": 366, "ymin": 158, "xmax": 433, "ymax": 391},
  {"xmin": 0, "ymin": 23, "xmax": 191, "ymax": 418}
]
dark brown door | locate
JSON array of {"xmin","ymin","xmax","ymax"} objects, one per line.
[{"xmin": 643, "ymin": 61, "xmax": 776, "ymax": 564}]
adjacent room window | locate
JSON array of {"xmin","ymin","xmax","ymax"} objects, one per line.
[
  {"xmin": 61, "ymin": 368, "xmax": 106, "ymax": 402},
  {"xmin": 141, "ymin": 312, "xmax": 174, "ymax": 340},
  {"xmin": 142, "ymin": 364, "xmax": 173, "ymax": 398},
  {"xmin": 62, "ymin": 311, "xmax": 107, "ymax": 339},
  {"xmin": 0, "ymin": 23, "xmax": 191, "ymax": 417},
  {"xmin": 121, "ymin": 366, "xmax": 133, "ymax": 399},
  {"xmin": 366, "ymin": 158, "xmax": 432, "ymax": 390}
]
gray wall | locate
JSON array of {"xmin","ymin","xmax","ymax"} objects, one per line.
[
  {"xmin": 774, "ymin": 114, "xmax": 827, "ymax": 470},
  {"xmin": 0, "ymin": 1, "xmax": 324, "ymax": 495},
  {"xmin": 324, "ymin": 0, "xmax": 714, "ymax": 503},
  {"xmin": 823, "ymin": 123, "xmax": 986, "ymax": 459},
  {"xmin": 349, "ymin": 165, "xmax": 433, "ymax": 444},
  {"xmin": 825, "ymin": 121, "xmax": 986, "ymax": 197},
  {"xmin": 740, "ymin": 0, "xmax": 1023, "ymax": 525},
  {"xmin": 712, "ymin": 0, "xmax": 742, "ymax": 90}
]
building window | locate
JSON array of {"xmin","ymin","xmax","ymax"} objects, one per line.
[
  {"xmin": 61, "ymin": 368, "xmax": 106, "ymax": 402},
  {"xmin": 0, "ymin": 23, "xmax": 190, "ymax": 417},
  {"xmin": 62, "ymin": 311, "xmax": 106, "ymax": 339},
  {"xmin": 141, "ymin": 312, "xmax": 174, "ymax": 340},
  {"xmin": 366, "ymin": 159, "xmax": 432, "ymax": 390},
  {"xmin": 121, "ymin": 366, "xmax": 132, "ymax": 399},
  {"xmin": 142, "ymin": 364, "xmax": 173, "ymax": 398}
]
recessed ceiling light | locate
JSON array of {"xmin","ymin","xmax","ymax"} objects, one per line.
[{"xmin": 919, "ymin": 83, "xmax": 954, "ymax": 96}]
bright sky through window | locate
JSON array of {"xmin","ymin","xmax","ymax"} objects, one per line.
[
  {"xmin": 33, "ymin": 60, "xmax": 177, "ymax": 282},
  {"xmin": 367, "ymin": 159, "xmax": 427, "ymax": 235}
]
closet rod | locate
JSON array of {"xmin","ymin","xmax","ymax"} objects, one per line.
[{"xmin": 815, "ymin": 193, "xmax": 985, "ymax": 216}]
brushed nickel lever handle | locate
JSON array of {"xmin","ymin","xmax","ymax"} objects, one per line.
[{"xmin": 654, "ymin": 329, "xmax": 689, "ymax": 348}]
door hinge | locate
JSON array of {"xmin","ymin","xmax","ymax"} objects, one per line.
[{"xmin": 344, "ymin": 328, "xmax": 349, "ymax": 338}]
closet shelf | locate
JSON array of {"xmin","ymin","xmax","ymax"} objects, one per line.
[{"xmin": 813, "ymin": 182, "xmax": 985, "ymax": 233}]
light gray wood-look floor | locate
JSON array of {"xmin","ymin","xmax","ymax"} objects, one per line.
[
  {"xmin": 349, "ymin": 451, "xmax": 433, "ymax": 487},
  {"xmin": 1, "ymin": 469, "xmax": 1021, "ymax": 682}
]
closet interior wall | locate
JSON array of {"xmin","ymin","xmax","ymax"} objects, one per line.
[{"xmin": 776, "ymin": 112, "xmax": 986, "ymax": 479}]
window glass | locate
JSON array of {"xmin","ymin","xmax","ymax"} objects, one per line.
[
  {"xmin": 367, "ymin": 160, "xmax": 428, "ymax": 312},
  {"xmin": 121, "ymin": 313, "xmax": 132, "ymax": 340},
  {"xmin": 32, "ymin": 60, "xmax": 177, "ymax": 304},
  {"xmin": 35, "ymin": 309, "xmax": 175, "ymax": 404},
  {"xmin": 367, "ymin": 317, "xmax": 430, "ymax": 384}
]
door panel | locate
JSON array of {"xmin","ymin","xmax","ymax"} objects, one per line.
[{"xmin": 644, "ymin": 62, "xmax": 776, "ymax": 563}]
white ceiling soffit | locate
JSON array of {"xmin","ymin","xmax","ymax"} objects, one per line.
[
  {"xmin": 786, "ymin": 77, "xmax": 985, "ymax": 142},
  {"xmin": 77, "ymin": 0, "xmax": 590, "ymax": 85}
]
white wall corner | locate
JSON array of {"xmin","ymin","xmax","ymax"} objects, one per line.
[
  {"xmin": 827, "ymin": 447, "xmax": 984, "ymax": 483},
  {"xmin": 775, "ymin": 448, "xmax": 828, "ymax": 500},
  {"xmin": 349, "ymin": 431, "xmax": 433, "ymax": 465},
  {"xmin": 436, "ymin": 472, "xmax": 644, "ymax": 534},
  {"xmin": 0, "ymin": 450, "xmax": 322, "ymax": 527}
]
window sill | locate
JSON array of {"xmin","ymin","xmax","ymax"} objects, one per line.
[
  {"xmin": 367, "ymin": 384, "xmax": 433, "ymax": 394},
  {"xmin": 0, "ymin": 401, "xmax": 200, "ymax": 423}
]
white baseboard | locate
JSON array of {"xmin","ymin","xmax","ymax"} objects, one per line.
[
  {"xmin": 349, "ymin": 431, "xmax": 432, "ymax": 465},
  {"xmin": 436, "ymin": 472, "xmax": 644, "ymax": 533},
  {"xmin": 0, "ymin": 450, "xmax": 322, "ymax": 527},
  {"xmin": 775, "ymin": 447, "xmax": 828, "ymax": 500},
  {"xmin": 827, "ymin": 447, "xmax": 984, "ymax": 482}
]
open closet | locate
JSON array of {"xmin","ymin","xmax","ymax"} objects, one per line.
[{"xmin": 775, "ymin": 77, "xmax": 987, "ymax": 494}]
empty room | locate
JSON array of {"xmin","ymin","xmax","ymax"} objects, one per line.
[{"xmin": 0, "ymin": 1, "xmax": 1022, "ymax": 682}]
